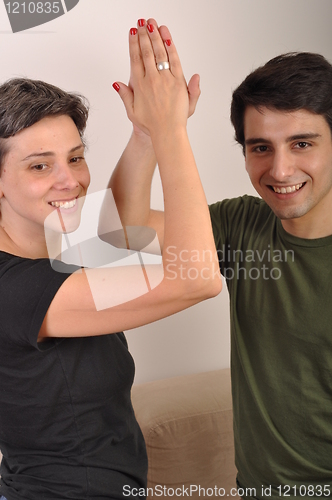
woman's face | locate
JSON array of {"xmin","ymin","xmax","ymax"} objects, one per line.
[{"xmin": 0, "ymin": 115, "xmax": 90, "ymax": 239}]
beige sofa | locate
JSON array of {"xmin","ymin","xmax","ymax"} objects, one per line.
[{"xmin": 132, "ymin": 368, "xmax": 239, "ymax": 499}]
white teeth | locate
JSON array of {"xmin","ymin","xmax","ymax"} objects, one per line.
[
  {"xmin": 50, "ymin": 199, "xmax": 77, "ymax": 209},
  {"xmin": 273, "ymin": 183, "xmax": 303, "ymax": 194}
]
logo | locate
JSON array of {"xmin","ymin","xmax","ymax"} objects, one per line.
[
  {"xmin": 4, "ymin": 0, "xmax": 80, "ymax": 33},
  {"xmin": 44, "ymin": 189, "xmax": 164, "ymax": 311}
]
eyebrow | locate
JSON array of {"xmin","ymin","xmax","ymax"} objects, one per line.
[
  {"xmin": 21, "ymin": 144, "xmax": 84, "ymax": 162},
  {"xmin": 245, "ymin": 133, "xmax": 322, "ymax": 146}
]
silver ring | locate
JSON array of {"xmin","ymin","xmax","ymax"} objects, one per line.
[{"xmin": 157, "ymin": 61, "xmax": 170, "ymax": 71}]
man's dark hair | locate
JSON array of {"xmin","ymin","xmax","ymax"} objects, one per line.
[
  {"xmin": 230, "ymin": 52, "xmax": 332, "ymax": 152},
  {"xmin": 0, "ymin": 78, "xmax": 89, "ymax": 167}
]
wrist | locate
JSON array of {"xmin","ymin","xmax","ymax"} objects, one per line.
[
  {"xmin": 150, "ymin": 125, "xmax": 188, "ymax": 148},
  {"xmin": 132, "ymin": 126, "xmax": 153, "ymax": 148},
  {"xmin": 126, "ymin": 128, "xmax": 156, "ymax": 166}
]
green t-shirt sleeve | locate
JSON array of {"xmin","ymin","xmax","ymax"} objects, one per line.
[{"xmin": 209, "ymin": 195, "xmax": 266, "ymax": 276}]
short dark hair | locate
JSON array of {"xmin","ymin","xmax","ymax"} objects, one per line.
[
  {"xmin": 0, "ymin": 78, "xmax": 89, "ymax": 167},
  {"xmin": 230, "ymin": 52, "xmax": 332, "ymax": 152}
]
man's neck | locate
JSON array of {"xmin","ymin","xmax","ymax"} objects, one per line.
[{"xmin": 281, "ymin": 214, "xmax": 332, "ymax": 239}]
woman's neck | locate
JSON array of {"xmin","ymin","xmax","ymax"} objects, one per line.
[{"xmin": 0, "ymin": 222, "xmax": 62, "ymax": 259}]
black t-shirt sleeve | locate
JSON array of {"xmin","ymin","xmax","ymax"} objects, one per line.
[{"xmin": 0, "ymin": 254, "xmax": 75, "ymax": 349}]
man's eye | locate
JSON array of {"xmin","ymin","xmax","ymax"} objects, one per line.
[
  {"xmin": 296, "ymin": 142, "xmax": 310, "ymax": 149},
  {"xmin": 254, "ymin": 145, "xmax": 268, "ymax": 153}
]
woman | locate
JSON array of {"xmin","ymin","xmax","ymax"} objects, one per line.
[{"xmin": 0, "ymin": 19, "xmax": 221, "ymax": 500}]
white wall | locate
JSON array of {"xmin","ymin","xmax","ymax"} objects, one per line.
[{"xmin": 1, "ymin": 0, "xmax": 331, "ymax": 383}]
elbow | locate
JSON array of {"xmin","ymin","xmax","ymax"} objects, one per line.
[
  {"xmin": 98, "ymin": 225, "xmax": 159, "ymax": 252},
  {"xmin": 189, "ymin": 271, "xmax": 222, "ymax": 301},
  {"xmin": 165, "ymin": 263, "xmax": 222, "ymax": 303},
  {"xmin": 98, "ymin": 228, "xmax": 128, "ymax": 249},
  {"xmin": 206, "ymin": 274, "xmax": 223, "ymax": 298}
]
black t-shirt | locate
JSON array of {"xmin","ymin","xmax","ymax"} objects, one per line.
[{"xmin": 0, "ymin": 251, "xmax": 147, "ymax": 500}]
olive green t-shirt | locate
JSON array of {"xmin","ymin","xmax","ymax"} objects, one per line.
[{"xmin": 209, "ymin": 195, "xmax": 332, "ymax": 500}]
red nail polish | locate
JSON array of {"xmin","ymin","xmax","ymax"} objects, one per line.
[
  {"xmin": 138, "ymin": 19, "xmax": 145, "ymax": 27},
  {"xmin": 165, "ymin": 39, "xmax": 172, "ymax": 47},
  {"xmin": 112, "ymin": 82, "xmax": 120, "ymax": 92},
  {"xmin": 130, "ymin": 28, "xmax": 138, "ymax": 36},
  {"xmin": 147, "ymin": 24, "xmax": 154, "ymax": 33}
]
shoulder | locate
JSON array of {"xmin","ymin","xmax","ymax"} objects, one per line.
[
  {"xmin": 0, "ymin": 251, "xmax": 75, "ymax": 287},
  {"xmin": 208, "ymin": 196, "xmax": 276, "ymax": 246},
  {"xmin": 209, "ymin": 195, "xmax": 268, "ymax": 218},
  {"xmin": 0, "ymin": 251, "xmax": 76, "ymax": 347},
  {"xmin": 209, "ymin": 194, "xmax": 273, "ymax": 227}
]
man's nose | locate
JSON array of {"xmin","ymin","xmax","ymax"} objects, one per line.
[{"xmin": 269, "ymin": 149, "xmax": 295, "ymax": 182}]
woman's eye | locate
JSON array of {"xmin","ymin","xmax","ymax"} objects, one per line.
[
  {"xmin": 32, "ymin": 163, "xmax": 48, "ymax": 171},
  {"xmin": 70, "ymin": 156, "xmax": 84, "ymax": 163}
]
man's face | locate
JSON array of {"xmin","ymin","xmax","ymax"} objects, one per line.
[
  {"xmin": 0, "ymin": 115, "xmax": 90, "ymax": 238},
  {"xmin": 244, "ymin": 106, "xmax": 332, "ymax": 238}
]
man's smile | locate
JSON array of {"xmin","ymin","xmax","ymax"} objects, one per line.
[{"xmin": 270, "ymin": 182, "xmax": 305, "ymax": 194}]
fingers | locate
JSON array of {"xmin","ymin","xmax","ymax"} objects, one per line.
[
  {"xmin": 143, "ymin": 21, "xmax": 169, "ymax": 74},
  {"xmin": 136, "ymin": 19, "xmax": 172, "ymax": 76},
  {"xmin": 158, "ymin": 25, "xmax": 183, "ymax": 78},
  {"xmin": 114, "ymin": 19, "xmax": 190, "ymax": 134},
  {"xmin": 146, "ymin": 18, "xmax": 158, "ymax": 29},
  {"xmin": 128, "ymin": 25, "xmax": 144, "ymax": 80},
  {"xmin": 128, "ymin": 19, "xmax": 183, "ymax": 80},
  {"xmin": 135, "ymin": 19, "xmax": 157, "ymax": 76},
  {"xmin": 128, "ymin": 20, "xmax": 157, "ymax": 82},
  {"xmin": 112, "ymin": 82, "xmax": 135, "ymax": 121},
  {"xmin": 188, "ymin": 74, "xmax": 201, "ymax": 117}
]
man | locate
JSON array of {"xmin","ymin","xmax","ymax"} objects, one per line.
[{"xmin": 112, "ymin": 48, "xmax": 332, "ymax": 499}]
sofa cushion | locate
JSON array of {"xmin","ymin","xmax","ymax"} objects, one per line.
[{"xmin": 131, "ymin": 369, "xmax": 238, "ymax": 498}]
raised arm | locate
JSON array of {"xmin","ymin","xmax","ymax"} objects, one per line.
[
  {"xmin": 105, "ymin": 125, "xmax": 165, "ymax": 249},
  {"xmin": 104, "ymin": 19, "xmax": 200, "ymax": 251},
  {"xmin": 40, "ymin": 19, "xmax": 221, "ymax": 340}
]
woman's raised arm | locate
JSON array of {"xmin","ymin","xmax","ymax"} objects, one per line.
[{"xmin": 39, "ymin": 20, "xmax": 221, "ymax": 340}]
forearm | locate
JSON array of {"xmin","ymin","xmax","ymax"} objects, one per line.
[
  {"xmin": 101, "ymin": 130, "xmax": 165, "ymax": 250},
  {"xmin": 152, "ymin": 126, "xmax": 219, "ymax": 297},
  {"xmin": 109, "ymin": 130, "xmax": 156, "ymax": 227}
]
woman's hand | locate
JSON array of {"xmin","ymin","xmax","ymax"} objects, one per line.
[{"xmin": 113, "ymin": 19, "xmax": 200, "ymax": 137}]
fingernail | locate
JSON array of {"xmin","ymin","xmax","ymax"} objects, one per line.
[
  {"xmin": 147, "ymin": 23, "xmax": 154, "ymax": 33},
  {"xmin": 130, "ymin": 28, "xmax": 138, "ymax": 35},
  {"xmin": 165, "ymin": 39, "xmax": 172, "ymax": 47},
  {"xmin": 112, "ymin": 82, "xmax": 120, "ymax": 92},
  {"xmin": 138, "ymin": 19, "xmax": 145, "ymax": 27}
]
